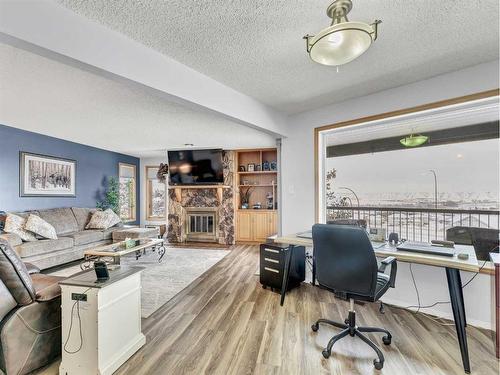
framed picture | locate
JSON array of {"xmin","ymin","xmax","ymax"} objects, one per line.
[
  {"xmin": 247, "ymin": 163, "xmax": 255, "ymax": 172},
  {"xmin": 20, "ymin": 152, "xmax": 76, "ymax": 197},
  {"xmin": 239, "ymin": 165, "xmax": 246, "ymax": 172}
]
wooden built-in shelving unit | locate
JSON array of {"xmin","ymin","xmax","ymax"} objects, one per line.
[{"xmin": 234, "ymin": 148, "xmax": 278, "ymax": 242}]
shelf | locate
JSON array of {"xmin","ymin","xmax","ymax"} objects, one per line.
[
  {"xmin": 237, "ymin": 209, "xmax": 277, "ymax": 211},
  {"xmin": 238, "ymin": 184, "xmax": 276, "ymax": 187},
  {"xmin": 167, "ymin": 185, "xmax": 231, "ymax": 189},
  {"xmin": 238, "ymin": 171, "xmax": 277, "ymax": 175},
  {"xmin": 168, "ymin": 185, "xmax": 230, "ymax": 203}
]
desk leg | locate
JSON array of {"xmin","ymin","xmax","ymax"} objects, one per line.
[
  {"xmin": 312, "ymin": 252, "xmax": 316, "ymax": 286},
  {"xmin": 446, "ymin": 267, "xmax": 470, "ymax": 374},
  {"xmin": 280, "ymin": 245, "xmax": 294, "ymax": 306},
  {"xmin": 495, "ymin": 264, "xmax": 500, "ymax": 359}
]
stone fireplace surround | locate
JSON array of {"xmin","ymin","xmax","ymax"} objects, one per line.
[{"xmin": 166, "ymin": 151, "xmax": 235, "ymax": 245}]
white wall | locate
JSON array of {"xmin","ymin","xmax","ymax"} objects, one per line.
[{"xmin": 281, "ymin": 60, "xmax": 500, "ymax": 329}]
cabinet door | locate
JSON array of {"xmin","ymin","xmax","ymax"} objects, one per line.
[
  {"xmin": 267, "ymin": 212, "xmax": 277, "ymax": 237},
  {"xmin": 253, "ymin": 212, "xmax": 271, "ymax": 242},
  {"xmin": 236, "ymin": 211, "xmax": 253, "ymax": 241}
]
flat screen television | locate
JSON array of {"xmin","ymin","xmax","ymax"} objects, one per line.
[{"xmin": 168, "ymin": 149, "xmax": 224, "ymax": 185}]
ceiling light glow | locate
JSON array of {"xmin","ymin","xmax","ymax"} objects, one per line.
[{"xmin": 304, "ymin": 0, "xmax": 381, "ymax": 66}]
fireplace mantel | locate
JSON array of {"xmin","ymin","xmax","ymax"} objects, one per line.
[{"xmin": 168, "ymin": 185, "xmax": 232, "ymax": 203}]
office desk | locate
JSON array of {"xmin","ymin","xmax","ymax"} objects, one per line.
[
  {"xmin": 490, "ymin": 252, "xmax": 500, "ymax": 359},
  {"xmin": 275, "ymin": 233, "xmax": 478, "ymax": 374}
]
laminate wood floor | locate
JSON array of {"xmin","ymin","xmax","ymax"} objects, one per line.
[
  {"xmin": 114, "ymin": 244, "xmax": 498, "ymax": 375},
  {"xmin": 35, "ymin": 244, "xmax": 497, "ymax": 375}
]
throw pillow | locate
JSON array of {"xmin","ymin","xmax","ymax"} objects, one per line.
[
  {"xmin": 3, "ymin": 214, "xmax": 37, "ymax": 242},
  {"xmin": 86, "ymin": 209, "xmax": 121, "ymax": 230},
  {"xmin": 25, "ymin": 214, "xmax": 58, "ymax": 240}
]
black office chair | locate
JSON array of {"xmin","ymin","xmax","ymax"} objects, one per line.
[{"xmin": 311, "ymin": 224, "xmax": 397, "ymax": 370}]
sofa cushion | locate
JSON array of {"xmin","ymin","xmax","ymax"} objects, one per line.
[
  {"xmin": 0, "ymin": 280, "xmax": 17, "ymax": 321},
  {"xmin": 38, "ymin": 208, "xmax": 79, "ymax": 236},
  {"xmin": 0, "ymin": 238, "xmax": 36, "ymax": 305},
  {"xmin": 101, "ymin": 226, "xmax": 123, "ymax": 240},
  {"xmin": 86, "ymin": 209, "xmax": 121, "ymax": 230},
  {"xmin": 0, "ymin": 233, "xmax": 23, "ymax": 247},
  {"xmin": 25, "ymin": 214, "xmax": 58, "ymax": 240},
  {"xmin": 65, "ymin": 230, "xmax": 103, "ymax": 246},
  {"xmin": 31, "ymin": 273, "xmax": 64, "ymax": 302},
  {"xmin": 4, "ymin": 213, "xmax": 37, "ymax": 242},
  {"xmin": 15, "ymin": 237, "xmax": 74, "ymax": 258},
  {"xmin": 72, "ymin": 207, "xmax": 97, "ymax": 231}
]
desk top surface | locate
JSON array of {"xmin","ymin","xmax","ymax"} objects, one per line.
[
  {"xmin": 59, "ymin": 265, "xmax": 145, "ymax": 288},
  {"xmin": 275, "ymin": 233, "xmax": 479, "ymax": 272}
]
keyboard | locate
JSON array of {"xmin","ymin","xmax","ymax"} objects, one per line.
[{"xmin": 397, "ymin": 241, "xmax": 455, "ymax": 257}]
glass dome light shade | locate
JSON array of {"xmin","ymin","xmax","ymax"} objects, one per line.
[
  {"xmin": 399, "ymin": 134, "xmax": 429, "ymax": 148},
  {"xmin": 308, "ymin": 22, "xmax": 375, "ymax": 66}
]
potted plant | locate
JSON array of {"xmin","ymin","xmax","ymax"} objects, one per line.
[{"xmin": 239, "ymin": 186, "xmax": 254, "ymax": 209}]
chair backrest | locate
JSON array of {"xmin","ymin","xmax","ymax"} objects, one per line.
[
  {"xmin": 0, "ymin": 239, "xmax": 36, "ymax": 308},
  {"xmin": 312, "ymin": 224, "xmax": 378, "ymax": 298}
]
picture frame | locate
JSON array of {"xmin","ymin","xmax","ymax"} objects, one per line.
[
  {"xmin": 20, "ymin": 152, "xmax": 76, "ymax": 197},
  {"xmin": 239, "ymin": 165, "xmax": 246, "ymax": 172},
  {"xmin": 247, "ymin": 163, "xmax": 255, "ymax": 172}
]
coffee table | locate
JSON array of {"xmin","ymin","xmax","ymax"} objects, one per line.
[{"xmin": 81, "ymin": 238, "xmax": 166, "ymax": 270}]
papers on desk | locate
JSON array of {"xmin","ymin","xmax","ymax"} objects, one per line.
[{"xmin": 371, "ymin": 242, "xmax": 386, "ymax": 249}]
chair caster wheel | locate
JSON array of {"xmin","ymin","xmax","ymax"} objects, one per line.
[
  {"xmin": 382, "ymin": 335, "xmax": 392, "ymax": 345},
  {"xmin": 311, "ymin": 323, "xmax": 319, "ymax": 332},
  {"xmin": 322, "ymin": 350, "xmax": 330, "ymax": 359},
  {"xmin": 344, "ymin": 319, "xmax": 349, "ymax": 324},
  {"xmin": 373, "ymin": 359, "xmax": 384, "ymax": 370},
  {"xmin": 262, "ymin": 285, "xmax": 267, "ymax": 289}
]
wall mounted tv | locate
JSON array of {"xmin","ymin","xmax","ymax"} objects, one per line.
[{"xmin": 168, "ymin": 149, "xmax": 224, "ymax": 185}]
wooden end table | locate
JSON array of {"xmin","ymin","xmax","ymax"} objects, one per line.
[{"xmin": 81, "ymin": 238, "xmax": 166, "ymax": 270}]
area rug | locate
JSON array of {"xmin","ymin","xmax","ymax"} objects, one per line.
[{"xmin": 48, "ymin": 247, "xmax": 230, "ymax": 318}]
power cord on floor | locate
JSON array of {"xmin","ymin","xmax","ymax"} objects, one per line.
[
  {"xmin": 401, "ymin": 246, "xmax": 498, "ymax": 326},
  {"xmin": 63, "ymin": 287, "xmax": 91, "ymax": 354}
]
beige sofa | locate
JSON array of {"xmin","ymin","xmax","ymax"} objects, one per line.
[{"xmin": 0, "ymin": 207, "xmax": 123, "ymax": 270}]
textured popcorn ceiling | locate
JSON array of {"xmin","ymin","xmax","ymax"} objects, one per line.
[{"xmin": 56, "ymin": 1, "xmax": 499, "ymax": 114}]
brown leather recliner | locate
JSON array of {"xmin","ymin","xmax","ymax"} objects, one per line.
[{"xmin": 0, "ymin": 238, "xmax": 64, "ymax": 375}]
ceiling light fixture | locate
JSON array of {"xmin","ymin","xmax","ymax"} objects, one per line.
[
  {"xmin": 303, "ymin": 0, "xmax": 381, "ymax": 66},
  {"xmin": 399, "ymin": 134, "xmax": 429, "ymax": 148}
]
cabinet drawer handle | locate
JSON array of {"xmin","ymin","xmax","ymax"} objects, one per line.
[
  {"xmin": 264, "ymin": 248, "xmax": 279, "ymax": 254},
  {"xmin": 264, "ymin": 267, "xmax": 279, "ymax": 274},
  {"xmin": 264, "ymin": 258, "xmax": 279, "ymax": 264}
]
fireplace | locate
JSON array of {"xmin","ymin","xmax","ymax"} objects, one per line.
[{"xmin": 185, "ymin": 207, "xmax": 218, "ymax": 242}]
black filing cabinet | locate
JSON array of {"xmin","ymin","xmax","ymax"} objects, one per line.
[{"xmin": 259, "ymin": 243, "xmax": 305, "ymax": 291}]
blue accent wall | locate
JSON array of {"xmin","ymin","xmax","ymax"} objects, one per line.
[{"xmin": 0, "ymin": 124, "xmax": 140, "ymax": 224}]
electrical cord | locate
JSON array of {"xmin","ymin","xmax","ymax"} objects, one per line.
[
  {"xmin": 63, "ymin": 287, "xmax": 91, "ymax": 354},
  {"xmin": 401, "ymin": 245, "xmax": 498, "ymax": 326}
]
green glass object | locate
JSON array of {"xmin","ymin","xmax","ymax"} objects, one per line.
[{"xmin": 400, "ymin": 134, "xmax": 428, "ymax": 147}]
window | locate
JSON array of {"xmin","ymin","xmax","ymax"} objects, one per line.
[
  {"xmin": 316, "ymin": 96, "xmax": 500, "ymax": 244},
  {"xmin": 119, "ymin": 163, "xmax": 137, "ymax": 222},
  {"xmin": 145, "ymin": 166, "xmax": 166, "ymax": 221}
]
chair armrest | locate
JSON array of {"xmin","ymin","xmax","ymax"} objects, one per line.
[
  {"xmin": 378, "ymin": 256, "xmax": 397, "ymax": 288},
  {"xmin": 24, "ymin": 262, "xmax": 40, "ymax": 274}
]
